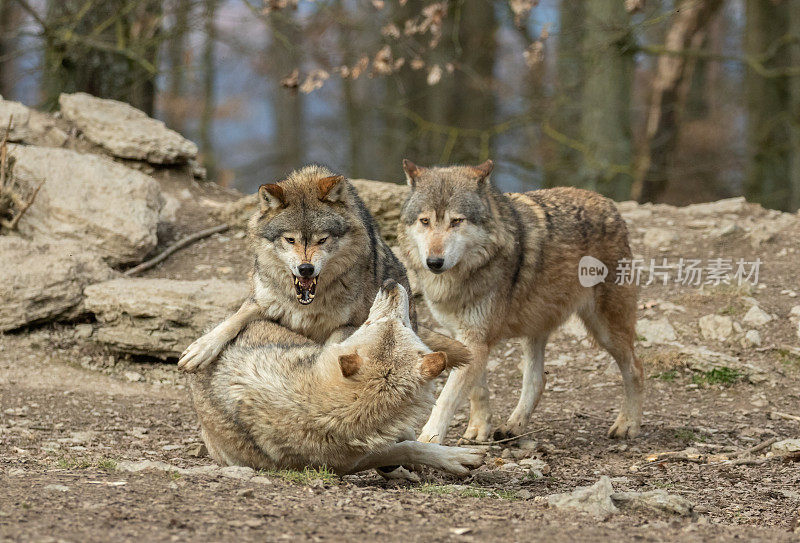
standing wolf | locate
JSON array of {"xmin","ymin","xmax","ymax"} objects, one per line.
[
  {"xmin": 397, "ymin": 160, "xmax": 643, "ymax": 444},
  {"xmin": 179, "ymin": 165, "xmax": 467, "ymax": 372},
  {"xmin": 188, "ymin": 280, "xmax": 482, "ymax": 475}
]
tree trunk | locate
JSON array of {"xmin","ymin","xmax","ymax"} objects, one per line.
[
  {"xmin": 578, "ymin": 0, "xmax": 634, "ymax": 200},
  {"xmin": 42, "ymin": 0, "xmax": 162, "ymax": 113},
  {"xmin": 165, "ymin": 0, "xmax": 191, "ymax": 132},
  {"xmin": 789, "ymin": 0, "xmax": 800, "ymax": 212},
  {"xmin": 199, "ymin": 0, "xmax": 217, "ymax": 180},
  {"xmin": 0, "ymin": 0, "xmax": 21, "ymax": 98},
  {"xmin": 631, "ymin": 0, "xmax": 723, "ymax": 203},
  {"xmin": 744, "ymin": 0, "xmax": 792, "ymax": 211},
  {"xmin": 547, "ymin": 0, "xmax": 586, "ymax": 187}
]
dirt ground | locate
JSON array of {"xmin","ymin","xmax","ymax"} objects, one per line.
[{"xmin": 2, "ymin": 173, "xmax": 800, "ymax": 542}]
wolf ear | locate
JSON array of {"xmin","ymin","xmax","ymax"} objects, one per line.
[
  {"xmin": 471, "ymin": 160, "xmax": 494, "ymax": 184},
  {"xmin": 420, "ymin": 352, "xmax": 448, "ymax": 379},
  {"xmin": 402, "ymin": 159, "xmax": 423, "ymax": 187},
  {"xmin": 318, "ymin": 175, "xmax": 346, "ymax": 202},
  {"xmin": 259, "ymin": 183, "xmax": 285, "ymax": 211},
  {"xmin": 339, "ymin": 352, "xmax": 362, "ymax": 378}
]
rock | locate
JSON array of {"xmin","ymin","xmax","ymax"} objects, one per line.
[
  {"xmin": 790, "ymin": 306, "xmax": 800, "ymax": 319},
  {"xmin": 742, "ymin": 330, "xmax": 762, "ymax": 348},
  {"xmin": 679, "ymin": 197, "xmax": 747, "ymax": 216},
  {"xmin": 59, "ymin": 93, "xmax": 197, "ymax": 164},
  {"xmin": 611, "ymin": 490, "xmax": 693, "ymax": 516},
  {"xmin": 9, "ymin": 144, "xmax": 161, "ymax": 265},
  {"xmin": 636, "ymin": 318, "xmax": 677, "ymax": 344},
  {"xmin": 186, "ymin": 443, "xmax": 208, "ymax": 458},
  {"xmin": 236, "ymin": 488, "xmax": 255, "ymax": 498},
  {"xmin": 742, "ymin": 305, "xmax": 772, "ymax": 327},
  {"xmin": 123, "ymin": 371, "xmax": 144, "ymax": 382},
  {"xmin": 748, "ymin": 213, "xmax": 796, "ymax": 247},
  {"xmin": 698, "ymin": 315, "xmax": 733, "ymax": 342},
  {"xmin": 642, "ymin": 228, "xmax": 678, "ymax": 249},
  {"xmin": 0, "ymin": 237, "xmax": 115, "ymax": 332},
  {"xmin": 84, "ymin": 278, "xmax": 248, "ymax": 358},
  {"xmin": 214, "ymin": 179, "xmax": 410, "ymax": 243},
  {"xmin": 771, "ymin": 439, "xmax": 800, "ymax": 454},
  {"xmin": 74, "ymin": 324, "xmax": 94, "ymax": 339},
  {"xmin": 117, "ymin": 460, "xmax": 182, "ymax": 474},
  {"xmin": 219, "ymin": 466, "xmax": 255, "ymax": 480},
  {"xmin": 0, "ymin": 98, "xmax": 32, "ymax": 141},
  {"xmin": 44, "ymin": 484, "xmax": 70, "ymax": 493},
  {"xmin": 546, "ymin": 476, "xmax": 618, "ymax": 519}
]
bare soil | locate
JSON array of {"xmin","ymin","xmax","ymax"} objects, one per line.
[{"xmin": 2, "ymin": 173, "xmax": 799, "ymax": 542}]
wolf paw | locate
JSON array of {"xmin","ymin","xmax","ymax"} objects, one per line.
[
  {"xmin": 607, "ymin": 414, "xmax": 641, "ymax": 439},
  {"xmin": 462, "ymin": 422, "xmax": 491, "ymax": 442},
  {"xmin": 177, "ymin": 333, "xmax": 225, "ymax": 372},
  {"xmin": 417, "ymin": 431, "xmax": 443, "ymax": 444},
  {"xmin": 435, "ymin": 446, "xmax": 484, "ymax": 476}
]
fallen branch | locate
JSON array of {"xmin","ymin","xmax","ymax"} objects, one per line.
[
  {"xmin": 1, "ymin": 178, "xmax": 44, "ymax": 230},
  {"xmin": 458, "ymin": 417, "xmax": 572, "ymax": 446},
  {"xmin": 124, "ymin": 224, "xmax": 231, "ymax": 276},
  {"xmin": 0, "ymin": 115, "xmax": 43, "ymax": 232},
  {"xmin": 730, "ymin": 437, "xmax": 779, "ymax": 458}
]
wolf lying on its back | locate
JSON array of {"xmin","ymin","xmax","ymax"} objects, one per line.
[
  {"xmin": 179, "ymin": 165, "xmax": 466, "ymax": 372},
  {"xmin": 188, "ymin": 280, "xmax": 483, "ymax": 475},
  {"xmin": 398, "ymin": 160, "xmax": 642, "ymax": 444}
]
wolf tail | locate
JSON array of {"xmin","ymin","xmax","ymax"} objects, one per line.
[{"xmin": 417, "ymin": 327, "xmax": 472, "ymax": 369}]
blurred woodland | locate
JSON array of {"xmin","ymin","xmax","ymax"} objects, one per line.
[{"xmin": 0, "ymin": 0, "xmax": 799, "ymax": 210}]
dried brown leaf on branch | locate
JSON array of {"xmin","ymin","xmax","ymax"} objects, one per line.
[
  {"xmin": 509, "ymin": 0, "xmax": 538, "ymax": 27},
  {"xmin": 299, "ymin": 69, "xmax": 330, "ymax": 94}
]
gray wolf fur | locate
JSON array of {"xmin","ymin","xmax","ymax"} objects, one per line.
[
  {"xmin": 397, "ymin": 159, "xmax": 643, "ymax": 444},
  {"xmin": 188, "ymin": 280, "xmax": 483, "ymax": 475},
  {"xmin": 179, "ymin": 165, "xmax": 467, "ymax": 372}
]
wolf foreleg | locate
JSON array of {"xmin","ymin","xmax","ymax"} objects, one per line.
[
  {"xmin": 418, "ymin": 341, "xmax": 489, "ymax": 444},
  {"xmin": 178, "ymin": 299, "xmax": 262, "ymax": 372},
  {"xmin": 347, "ymin": 441, "xmax": 482, "ymax": 476}
]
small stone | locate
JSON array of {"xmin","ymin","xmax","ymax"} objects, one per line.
[
  {"xmin": 742, "ymin": 305, "xmax": 772, "ymax": 327},
  {"xmin": 251, "ymin": 476, "xmax": 272, "ymax": 485},
  {"xmin": 74, "ymin": 324, "xmax": 94, "ymax": 339},
  {"xmin": 449, "ymin": 528, "xmax": 473, "ymax": 536},
  {"xmin": 517, "ymin": 438, "xmax": 537, "ymax": 450},
  {"xmin": 519, "ymin": 458, "xmax": 550, "ymax": 474},
  {"xmin": 219, "ymin": 466, "xmax": 255, "ymax": 480},
  {"xmin": 771, "ymin": 439, "xmax": 800, "ymax": 454},
  {"xmin": 236, "ymin": 488, "xmax": 255, "ymax": 498},
  {"xmin": 44, "ymin": 484, "xmax": 70, "ymax": 492},
  {"xmin": 186, "ymin": 443, "xmax": 208, "ymax": 458},
  {"xmin": 636, "ymin": 318, "xmax": 677, "ymax": 344},
  {"xmin": 742, "ymin": 330, "xmax": 762, "ymax": 348},
  {"xmin": 790, "ymin": 305, "xmax": 800, "ymax": 318},
  {"xmin": 698, "ymin": 315, "xmax": 733, "ymax": 342},
  {"xmin": 499, "ymin": 462, "xmax": 520, "ymax": 471},
  {"xmin": 642, "ymin": 228, "xmax": 678, "ymax": 249},
  {"xmin": 547, "ymin": 476, "xmax": 618, "ymax": 519},
  {"xmin": 611, "ymin": 489, "xmax": 693, "ymax": 516},
  {"xmin": 124, "ymin": 371, "xmax": 144, "ymax": 382},
  {"xmin": 161, "ymin": 444, "xmax": 182, "ymax": 451}
]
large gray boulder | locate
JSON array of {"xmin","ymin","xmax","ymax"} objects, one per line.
[
  {"xmin": 9, "ymin": 144, "xmax": 161, "ymax": 265},
  {"xmin": 0, "ymin": 237, "xmax": 115, "ymax": 331},
  {"xmin": 84, "ymin": 278, "xmax": 249, "ymax": 359},
  {"xmin": 59, "ymin": 92, "xmax": 198, "ymax": 164}
]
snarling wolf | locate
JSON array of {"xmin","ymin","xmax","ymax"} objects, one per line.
[
  {"xmin": 397, "ymin": 160, "xmax": 643, "ymax": 444},
  {"xmin": 178, "ymin": 165, "xmax": 467, "ymax": 372},
  {"xmin": 188, "ymin": 280, "xmax": 483, "ymax": 475}
]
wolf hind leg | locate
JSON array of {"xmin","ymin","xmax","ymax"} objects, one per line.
[
  {"xmin": 578, "ymin": 288, "xmax": 643, "ymax": 439},
  {"xmin": 348, "ymin": 441, "xmax": 483, "ymax": 477},
  {"xmin": 462, "ymin": 370, "xmax": 492, "ymax": 441},
  {"xmin": 494, "ymin": 335, "xmax": 548, "ymax": 440}
]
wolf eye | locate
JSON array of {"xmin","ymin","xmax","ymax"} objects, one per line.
[
  {"xmin": 284, "ymin": 236, "xmax": 295, "ymax": 244},
  {"xmin": 419, "ymin": 218, "xmax": 429, "ymax": 226},
  {"xmin": 318, "ymin": 237, "xmax": 328, "ymax": 245},
  {"xmin": 450, "ymin": 218, "xmax": 464, "ymax": 227}
]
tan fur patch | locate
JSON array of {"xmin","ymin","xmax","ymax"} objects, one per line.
[{"xmin": 420, "ymin": 352, "xmax": 447, "ymax": 379}]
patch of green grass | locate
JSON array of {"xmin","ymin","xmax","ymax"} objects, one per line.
[
  {"xmin": 717, "ymin": 303, "xmax": 743, "ymax": 316},
  {"xmin": 653, "ymin": 370, "xmax": 679, "ymax": 382},
  {"xmin": 56, "ymin": 456, "xmax": 92, "ymax": 469},
  {"xmin": 691, "ymin": 367, "xmax": 742, "ymax": 386},
  {"xmin": 265, "ymin": 466, "xmax": 339, "ymax": 485},
  {"xmin": 414, "ymin": 484, "xmax": 519, "ymax": 501},
  {"xmin": 636, "ymin": 334, "xmax": 648, "ymax": 343},
  {"xmin": 97, "ymin": 458, "xmax": 118, "ymax": 471},
  {"xmin": 673, "ymin": 428, "xmax": 700, "ymax": 443}
]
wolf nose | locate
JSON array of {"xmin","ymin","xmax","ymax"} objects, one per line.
[
  {"xmin": 298, "ymin": 264, "xmax": 315, "ymax": 277},
  {"xmin": 426, "ymin": 257, "xmax": 444, "ymax": 271}
]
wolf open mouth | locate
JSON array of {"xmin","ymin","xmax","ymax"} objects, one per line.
[{"xmin": 293, "ymin": 276, "xmax": 317, "ymax": 305}]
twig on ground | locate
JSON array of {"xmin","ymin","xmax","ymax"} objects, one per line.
[
  {"xmin": 458, "ymin": 417, "xmax": 573, "ymax": 445},
  {"xmin": 730, "ymin": 437, "xmax": 779, "ymax": 458},
  {"xmin": 771, "ymin": 411, "xmax": 800, "ymax": 423},
  {"xmin": 124, "ymin": 224, "xmax": 231, "ymax": 276}
]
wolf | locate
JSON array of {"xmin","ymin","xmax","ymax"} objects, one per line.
[
  {"xmin": 188, "ymin": 280, "xmax": 483, "ymax": 475},
  {"xmin": 178, "ymin": 165, "xmax": 467, "ymax": 372},
  {"xmin": 397, "ymin": 159, "xmax": 643, "ymax": 444}
]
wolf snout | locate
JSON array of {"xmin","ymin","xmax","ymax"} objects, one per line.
[
  {"xmin": 298, "ymin": 263, "xmax": 315, "ymax": 277},
  {"xmin": 425, "ymin": 257, "xmax": 444, "ymax": 272}
]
